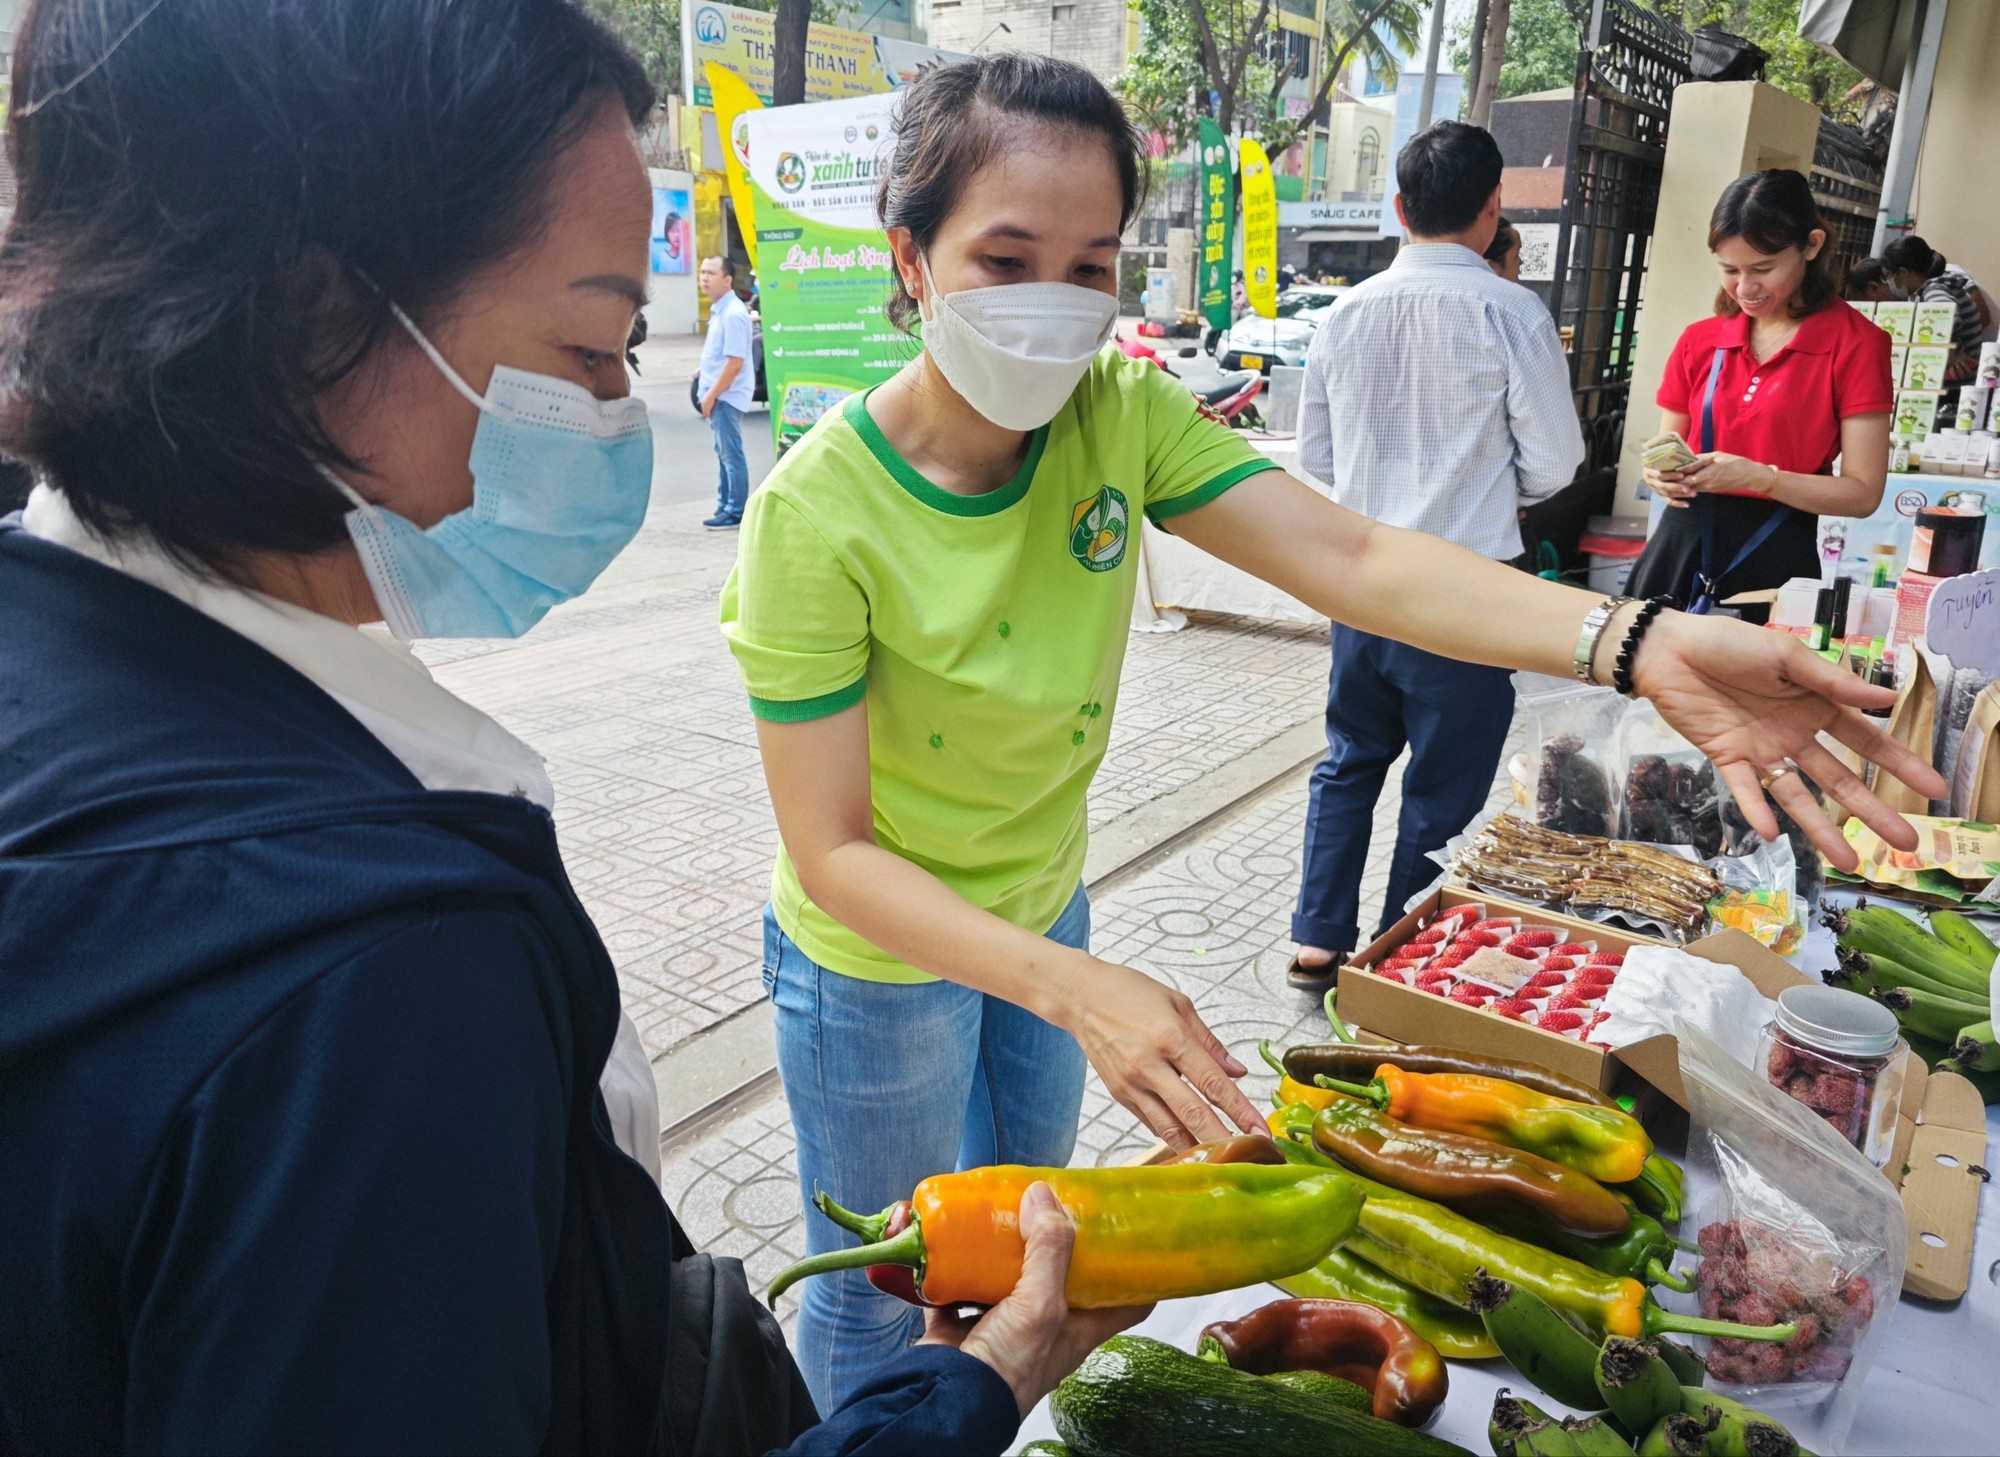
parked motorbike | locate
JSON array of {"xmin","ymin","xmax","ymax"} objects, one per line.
[{"xmin": 1171, "ymin": 345, "xmax": 1264, "ymax": 429}]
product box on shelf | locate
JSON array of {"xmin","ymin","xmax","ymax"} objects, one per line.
[
  {"xmin": 1895, "ymin": 389, "xmax": 1940, "ymax": 441},
  {"xmin": 1904, "ymin": 345, "xmax": 1951, "ymax": 392},
  {"xmin": 1339, "ymin": 888, "xmax": 1990, "ymax": 1297},
  {"xmin": 1874, "ymin": 299, "xmax": 1916, "ymax": 344},
  {"xmin": 1912, "ymin": 299, "xmax": 1958, "ymax": 347}
]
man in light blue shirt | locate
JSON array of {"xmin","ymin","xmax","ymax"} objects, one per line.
[
  {"xmin": 698, "ymin": 255, "xmax": 756, "ymax": 528},
  {"xmin": 1288, "ymin": 121, "xmax": 1585, "ymax": 993}
]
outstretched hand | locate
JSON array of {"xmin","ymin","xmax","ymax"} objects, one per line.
[
  {"xmin": 1629, "ymin": 611, "xmax": 1945, "ymax": 869},
  {"xmin": 920, "ymin": 1182, "xmax": 1150, "ymax": 1418},
  {"xmin": 1056, "ymin": 960, "xmax": 1266, "ymax": 1150}
]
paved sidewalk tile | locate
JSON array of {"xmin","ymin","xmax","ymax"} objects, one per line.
[
  {"xmin": 424, "ymin": 502, "xmax": 1336, "ymax": 1057},
  {"xmin": 660, "ymin": 725, "xmax": 1524, "ymax": 1337}
]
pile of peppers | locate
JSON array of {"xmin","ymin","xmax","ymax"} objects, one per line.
[{"xmin": 1258, "ymin": 1011, "xmax": 1801, "ymax": 1354}]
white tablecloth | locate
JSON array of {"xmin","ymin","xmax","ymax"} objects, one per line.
[{"xmin": 1130, "ymin": 440, "xmax": 1332, "ymax": 631}]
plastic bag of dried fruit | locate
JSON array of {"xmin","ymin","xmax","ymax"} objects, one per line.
[
  {"xmin": 1663, "ymin": 1019, "xmax": 1905, "ymax": 1455},
  {"xmin": 1515, "ymin": 674, "xmax": 1624, "ymax": 839}
]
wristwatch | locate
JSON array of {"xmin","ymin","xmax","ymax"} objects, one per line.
[{"xmin": 1573, "ymin": 596, "xmax": 1632, "ymax": 685}]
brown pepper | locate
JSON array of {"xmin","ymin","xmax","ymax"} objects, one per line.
[
  {"xmin": 1198, "ymin": 1298, "xmax": 1449, "ymax": 1427},
  {"xmin": 1312, "ymin": 1099, "xmax": 1631, "ymax": 1237},
  {"xmin": 1163, "ymin": 1133, "xmax": 1289, "ymax": 1166}
]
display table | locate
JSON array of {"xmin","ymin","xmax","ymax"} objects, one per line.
[
  {"xmin": 1019, "ymin": 890, "xmax": 1997, "ymax": 1454},
  {"xmin": 1017, "ymin": 1103, "xmax": 1999, "ymax": 1455},
  {"xmin": 1130, "ymin": 439, "xmax": 1332, "ymax": 632}
]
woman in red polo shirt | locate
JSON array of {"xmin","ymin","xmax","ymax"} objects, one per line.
[{"xmin": 1629, "ymin": 170, "xmax": 1892, "ymax": 609}]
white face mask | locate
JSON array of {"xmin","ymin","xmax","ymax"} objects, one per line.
[{"xmin": 917, "ymin": 255, "xmax": 1118, "ymax": 430}]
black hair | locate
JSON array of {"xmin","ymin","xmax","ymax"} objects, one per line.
[
  {"xmin": 1707, "ymin": 169, "xmax": 1835, "ymax": 318},
  {"xmin": 1882, "ymin": 234, "xmax": 1945, "ymax": 280},
  {"xmin": 878, "ymin": 53, "xmax": 1146, "ymax": 333},
  {"xmin": 1844, "ymin": 257, "xmax": 1889, "ymax": 298},
  {"xmin": 1394, "ymin": 121, "xmax": 1503, "ymax": 238},
  {"xmin": 0, "ymin": 0, "xmax": 653, "ymax": 567},
  {"xmin": 706, "ymin": 255, "xmax": 739, "ymax": 282},
  {"xmin": 1485, "ymin": 215, "xmax": 1521, "ymax": 267}
]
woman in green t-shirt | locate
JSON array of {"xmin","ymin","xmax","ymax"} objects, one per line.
[{"xmin": 721, "ymin": 55, "xmax": 1939, "ymax": 1410}]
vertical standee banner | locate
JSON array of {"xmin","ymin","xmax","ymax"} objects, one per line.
[
  {"xmin": 1239, "ymin": 138, "xmax": 1277, "ymax": 320},
  {"xmin": 1197, "ymin": 118, "xmax": 1235, "ymax": 332},
  {"xmin": 744, "ymin": 92, "xmax": 909, "ymax": 456},
  {"xmin": 705, "ymin": 63, "xmax": 764, "ymax": 271}
]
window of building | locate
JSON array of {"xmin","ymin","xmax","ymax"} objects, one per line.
[
  {"xmin": 1052, "ymin": 2, "xmax": 1075, "ymax": 17},
  {"xmin": 1356, "ymin": 129, "xmax": 1380, "ymax": 195}
]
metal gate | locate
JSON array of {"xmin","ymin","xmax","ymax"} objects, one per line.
[
  {"xmin": 1547, "ymin": 0, "xmax": 1693, "ymax": 473},
  {"xmin": 1810, "ymin": 116, "xmax": 1886, "ymax": 287}
]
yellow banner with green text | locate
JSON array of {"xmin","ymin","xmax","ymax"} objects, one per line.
[{"xmin": 1240, "ymin": 138, "xmax": 1277, "ymax": 320}]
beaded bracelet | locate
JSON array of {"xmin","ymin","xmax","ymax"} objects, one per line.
[{"xmin": 1611, "ymin": 597, "xmax": 1673, "ymax": 697}]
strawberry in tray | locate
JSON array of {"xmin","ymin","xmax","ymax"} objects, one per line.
[
  {"xmin": 1536, "ymin": 1009, "xmax": 1586, "ymax": 1034},
  {"xmin": 1503, "ymin": 929, "xmax": 1560, "ymax": 953},
  {"xmin": 1585, "ymin": 951, "xmax": 1624, "ymax": 969}
]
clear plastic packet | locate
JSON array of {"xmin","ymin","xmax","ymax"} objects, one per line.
[
  {"xmin": 1613, "ymin": 701, "xmax": 1725, "ymax": 858},
  {"xmin": 1665, "ymin": 1020, "xmax": 1905, "ymax": 1456},
  {"xmin": 1718, "ymin": 765, "xmax": 1827, "ymax": 921},
  {"xmin": 1705, "ymin": 835, "xmax": 1805, "ymax": 954},
  {"xmin": 1516, "ymin": 674, "xmax": 1624, "ymax": 839},
  {"xmin": 1940, "ymin": 666, "xmax": 1998, "ymax": 814}
]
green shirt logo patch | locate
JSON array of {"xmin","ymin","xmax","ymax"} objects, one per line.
[{"xmin": 1068, "ymin": 486, "xmax": 1129, "ymax": 572}]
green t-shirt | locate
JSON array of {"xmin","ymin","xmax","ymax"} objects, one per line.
[{"xmin": 720, "ymin": 347, "xmax": 1275, "ymax": 982}]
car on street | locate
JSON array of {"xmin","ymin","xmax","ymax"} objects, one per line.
[
  {"xmin": 1212, "ymin": 286, "xmax": 1349, "ymax": 373},
  {"xmin": 1274, "ymin": 284, "xmax": 1348, "ymax": 318}
]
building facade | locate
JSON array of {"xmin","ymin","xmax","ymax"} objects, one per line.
[{"xmin": 925, "ymin": 0, "xmax": 1136, "ymax": 84}]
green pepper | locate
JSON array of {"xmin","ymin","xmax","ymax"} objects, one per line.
[
  {"xmin": 1274, "ymin": 1246, "xmax": 1500, "ymax": 1361},
  {"xmin": 1626, "ymin": 1155, "xmax": 1685, "ymax": 1226},
  {"xmin": 1325, "ymin": 1164, "xmax": 1793, "ymax": 1345},
  {"xmin": 1487, "ymin": 1192, "xmax": 1693, "ymax": 1292}
]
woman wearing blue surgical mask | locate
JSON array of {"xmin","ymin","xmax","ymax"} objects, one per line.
[
  {"xmin": 722, "ymin": 54, "xmax": 1945, "ymax": 1410},
  {"xmin": 0, "ymin": 3, "xmax": 1133, "ymax": 1452}
]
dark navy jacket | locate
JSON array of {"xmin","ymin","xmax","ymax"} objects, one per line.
[{"xmin": 0, "ymin": 522, "xmax": 1016, "ymax": 1455}]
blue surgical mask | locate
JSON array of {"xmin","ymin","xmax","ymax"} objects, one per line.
[{"xmin": 331, "ymin": 304, "xmax": 653, "ymax": 639}]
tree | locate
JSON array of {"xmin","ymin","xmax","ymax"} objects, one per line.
[
  {"xmin": 590, "ymin": 0, "xmax": 680, "ymax": 103},
  {"xmin": 589, "ymin": 0, "xmax": 852, "ymax": 109},
  {"xmin": 1448, "ymin": 0, "xmax": 1866, "ymax": 121},
  {"xmin": 772, "ymin": 0, "xmax": 813, "ymax": 105},
  {"xmin": 1446, "ymin": 0, "xmax": 1582, "ymax": 105},
  {"xmin": 1262, "ymin": 0, "xmax": 1424, "ymax": 161},
  {"xmin": 1664, "ymin": 0, "xmax": 1864, "ymax": 120},
  {"xmin": 1119, "ymin": 0, "xmax": 1421, "ymax": 159}
]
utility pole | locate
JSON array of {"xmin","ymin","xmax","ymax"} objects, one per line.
[{"xmin": 1414, "ymin": 0, "xmax": 1448, "ymax": 132}]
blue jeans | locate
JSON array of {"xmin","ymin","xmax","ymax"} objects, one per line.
[
  {"xmin": 1293, "ymin": 625, "xmax": 1515, "ymax": 951},
  {"xmin": 763, "ymin": 886, "xmax": 1090, "ymax": 1415},
  {"xmin": 709, "ymin": 400, "xmax": 748, "ymax": 518}
]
